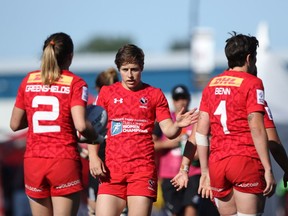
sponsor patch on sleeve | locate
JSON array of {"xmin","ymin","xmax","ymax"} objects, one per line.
[
  {"xmin": 265, "ymin": 106, "xmax": 273, "ymax": 120},
  {"xmin": 82, "ymin": 86, "xmax": 88, "ymax": 102},
  {"xmin": 256, "ymin": 89, "xmax": 265, "ymax": 105}
]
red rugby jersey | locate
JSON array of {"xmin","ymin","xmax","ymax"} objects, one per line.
[
  {"xmin": 15, "ymin": 70, "xmax": 88, "ymax": 159},
  {"xmin": 199, "ymin": 70, "xmax": 266, "ymax": 162},
  {"xmin": 96, "ymin": 82, "xmax": 171, "ymax": 173}
]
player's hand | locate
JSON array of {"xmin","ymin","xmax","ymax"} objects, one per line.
[
  {"xmin": 89, "ymin": 156, "xmax": 106, "ymax": 178},
  {"xmin": 171, "ymin": 170, "xmax": 189, "ymax": 191},
  {"xmin": 263, "ymin": 169, "xmax": 276, "ymax": 197},
  {"xmin": 176, "ymin": 107, "xmax": 199, "ymax": 128},
  {"xmin": 198, "ymin": 173, "xmax": 213, "ymax": 200}
]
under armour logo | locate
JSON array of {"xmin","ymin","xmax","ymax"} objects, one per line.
[{"xmin": 114, "ymin": 98, "xmax": 123, "ymax": 104}]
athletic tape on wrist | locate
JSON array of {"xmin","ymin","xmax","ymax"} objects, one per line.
[
  {"xmin": 195, "ymin": 132, "xmax": 209, "ymax": 146},
  {"xmin": 180, "ymin": 164, "xmax": 189, "ymax": 173}
]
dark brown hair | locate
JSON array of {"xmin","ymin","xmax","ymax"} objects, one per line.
[
  {"xmin": 114, "ymin": 44, "xmax": 144, "ymax": 71},
  {"xmin": 225, "ymin": 31, "xmax": 259, "ymax": 69}
]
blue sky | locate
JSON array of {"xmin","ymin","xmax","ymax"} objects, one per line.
[{"xmin": 1, "ymin": 0, "xmax": 287, "ymax": 59}]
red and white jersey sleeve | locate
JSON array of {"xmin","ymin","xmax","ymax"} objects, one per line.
[
  {"xmin": 96, "ymin": 82, "xmax": 171, "ymax": 172},
  {"xmin": 199, "ymin": 70, "xmax": 266, "ymax": 162},
  {"xmin": 263, "ymin": 100, "xmax": 275, "ymax": 128},
  {"xmin": 15, "ymin": 70, "xmax": 88, "ymax": 160}
]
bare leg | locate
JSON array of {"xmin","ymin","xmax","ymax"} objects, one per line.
[
  {"xmin": 96, "ymin": 194, "xmax": 126, "ymax": 216},
  {"xmin": 234, "ymin": 189, "xmax": 265, "ymax": 214},
  {"xmin": 214, "ymin": 191, "xmax": 237, "ymax": 216},
  {"xmin": 51, "ymin": 192, "xmax": 81, "ymax": 216},
  {"xmin": 127, "ymin": 196, "xmax": 153, "ymax": 216},
  {"xmin": 184, "ymin": 205, "xmax": 198, "ymax": 216},
  {"xmin": 28, "ymin": 196, "xmax": 53, "ymax": 216}
]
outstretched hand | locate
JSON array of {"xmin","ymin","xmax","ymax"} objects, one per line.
[
  {"xmin": 176, "ymin": 107, "xmax": 199, "ymax": 128},
  {"xmin": 171, "ymin": 171, "xmax": 189, "ymax": 191},
  {"xmin": 198, "ymin": 173, "xmax": 213, "ymax": 200}
]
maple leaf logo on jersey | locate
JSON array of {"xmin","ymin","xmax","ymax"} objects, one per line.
[
  {"xmin": 148, "ymin": 179, "xmax": 156, "ymax": 191},
  {"xmin": 139, "ymin": 97, "xmax": 148, "ymax": 105}
]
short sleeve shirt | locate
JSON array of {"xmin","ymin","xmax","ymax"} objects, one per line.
[
  {"xmin": 15, "ymin": 70, "xmax": 88, "ymax": 159},
  {"xmin": 96, "ymin": 82, "xmax": 171, "ymax": 173},
  {"xmin": 199, "ymin": 70, "xmax": 265, "ymax": 162}
]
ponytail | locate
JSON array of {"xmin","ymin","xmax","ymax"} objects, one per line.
[
  {"xmin": 41, "ymin": 41, "xmax": 61, "ymax": 85},
  {"xmin": 40, "ymin": 32, "xmax": 74, "ymax": 85}
]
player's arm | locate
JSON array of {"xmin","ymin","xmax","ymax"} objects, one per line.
[
  {"xmin": 72, "ymin": 105, "xmax": 106, "ymax": 177},
  {"xmin": 10, "ymin": 106, "xmax": 28, "ymax": 131},
  {"xmin": 267, "ymin": 127, "xmax": 288, "ymax": 187},
  {"xmin": 153, "ymin": 122, "xmax": 181, "ymax": 151},
  {"xmin": 87, "ymin": 143, "xmax": 106, "ymax": 178},
  {"xmin": 248, "ymin": 111, "xmax": 276, "ymax": 196},
  {"xmin": 71, "ymin": 105, "xmax": 99, "ymax": 142},
  {"xmin": 171, "ymin": 125, "xmax": 197, "ymax": 190},
  {"xmin": 177, "ymin": 123, "xmax": 198, "ymax": 170},
  {"xmin": 159, "ymin": 107, "xmax": 198, "ymax": 139},
  {"xmin": 195, "ymin": 111, "xmax": 212, "ymax": 199}
]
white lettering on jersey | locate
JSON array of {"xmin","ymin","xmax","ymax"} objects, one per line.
[
  {"xmin": 215, "ymin": 87, "xmax": 231, "ymax": 95},
  {"xmin": 26, "ymin": 85, "xmax": 70, "ymax": 94},
  {"xmin": 111, "ymin": 118, "xmax": 149, "ymax": 135},
  {"xmin": 256, "ymin": 89, "xmax": 265, "ymax": 105}
]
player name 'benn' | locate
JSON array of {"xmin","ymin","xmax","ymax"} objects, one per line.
[{"xmin": 215, "ymin": 87, "xmax": 231, "ymax": 95}]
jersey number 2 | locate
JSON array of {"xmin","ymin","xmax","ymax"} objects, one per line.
[{"xmin": 32, "ymin": 96, "xmax": 60, "ymax": 133}]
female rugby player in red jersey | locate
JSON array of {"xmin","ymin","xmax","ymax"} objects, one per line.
[{"xmin": 10, "ymin": 32, "xmax": 99, "ymax": 216}]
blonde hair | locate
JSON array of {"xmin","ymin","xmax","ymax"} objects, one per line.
[{"xmin": 40, "ymin": 32, "xmax": 73, "ymax": 85}]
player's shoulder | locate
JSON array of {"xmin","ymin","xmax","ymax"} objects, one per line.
[
  {"xmin": 241, "ymin": 72, "xmax": 263, "ymax": 86},
  {"xmin": 62, "ymin": 70, "xmax": 83, "ymax": 80},
  {"xmin": 27, "ymin": 70, "xmax": 40, "ymax": 75},
  {"xmin": 21, "ymin": 70, "xmax": 41, "ymax": 84},
  {"xmin": 142, "ymin": 82, "xmax": 163, "ymax": 93},
  {"xmin": 26, "ymin": 70, "xmax": 41, "ymax": 78},
  {"xmin": 61, "ymin": 70, "xmax": 87, "ymax": 86},
  {"xmin": 99, "ymin": 82, "xmax": 119, "ymax": 93}
]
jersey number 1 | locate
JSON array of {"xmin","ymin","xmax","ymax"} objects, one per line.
[{"xmin": 214, "ymin": 100, "xmax": 230, "ymax": 134}]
